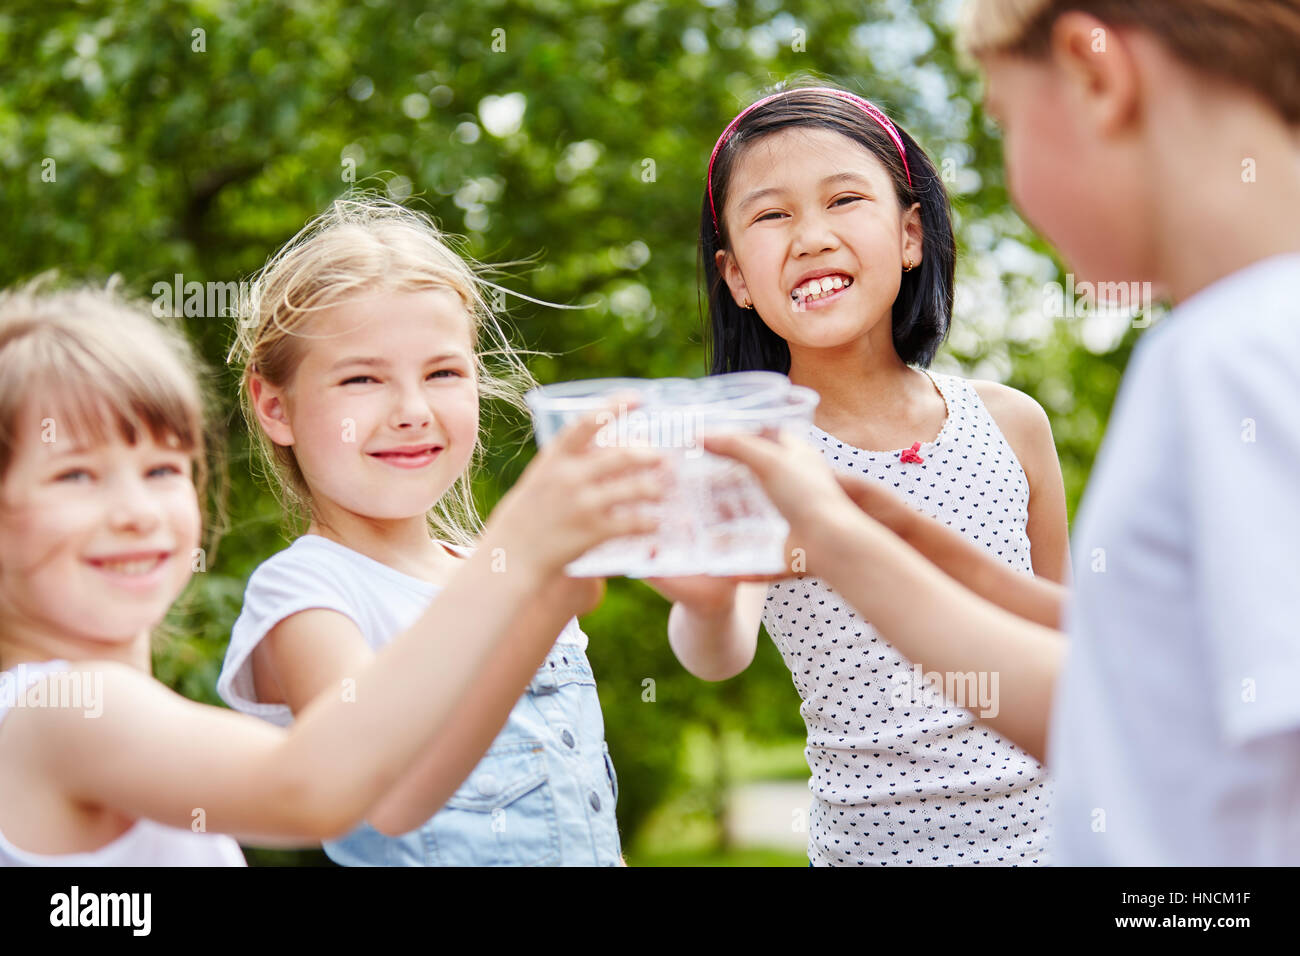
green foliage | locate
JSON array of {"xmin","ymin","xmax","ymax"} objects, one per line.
[
  {"xmin": 582, "ymin": 582, "xmax": 804, "ymax": 840},
  {"xmin": 2, "ymin": 0, "xmax": 1139, "ymax": 862},
  {"xmin": 630, "ymin": 846, "xmax": 809, "ymax": 867}
]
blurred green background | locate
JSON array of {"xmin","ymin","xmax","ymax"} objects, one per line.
[{"xmin": 0, "ymin": 0, "xmax": 1147, "ymax": 865}]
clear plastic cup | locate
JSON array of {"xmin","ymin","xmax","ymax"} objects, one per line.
[{"xmin": 524, "ymin": 371, "xmax": 820, "ymax": 577}]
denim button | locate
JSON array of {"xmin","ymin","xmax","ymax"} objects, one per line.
[
  {"xmin": 589, "ymin": 792, "xmax": 601, "ymax": 812},
  {"xmin": 475, "ymin": 773, "xmax": 500, "ymax": 798},
  {"xmin": 561, "ymin": 730, "xmax": 575, "ymax": 749}
]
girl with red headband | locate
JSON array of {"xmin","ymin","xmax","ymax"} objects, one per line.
[
  {"xmin": 705, "ymin": 1, "xmax": 1300, "ymax": 866},
  {"xmin": 649, "ymin": 84, "xmax": 1071, "ymax": 866}
]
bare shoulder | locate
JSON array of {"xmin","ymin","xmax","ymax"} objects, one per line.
[
  {"xmin": 968, "ymin": 380, "xmax": 1052, "ymax": 444},
  {"xmin": 967, "ymin": 379, "xmax": 1056, "ymax": 480}
]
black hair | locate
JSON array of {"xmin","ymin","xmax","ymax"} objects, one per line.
[{"xmin": 700, "ymin": 85, "xmax": 955, "ymax": 374}]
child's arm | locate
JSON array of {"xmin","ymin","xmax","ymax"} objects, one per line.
[
  {"xmin": 254, "ymin": 577, "xmax": 599, "ymax": 838},
  {"xmin": 647, "ymin": 577, "xmax": 768, "ymax": 681},
  {"xmin": 365, "ymin": 579, "xmax": 598, "ymax": 836},
  {"xmin": 706, "ymin": 430, "xmax": 1064, "ymax": 762},
  {"xmin": 833, "ymin": 472, "xmax": 1066, "ymax": 630},
  {"xmin": 656, "ymin": 385, "xmax": 1069, "ymax": 685},
  {"xmin": 32, "ymin": 416, "xmax": 666, "ymax": 843}
]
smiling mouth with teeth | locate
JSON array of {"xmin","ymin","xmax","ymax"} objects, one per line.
[
  {"xmin": 87, "ymin": 553, "xmax": 169, "ymax": 576},
  {"xmin": 791, "ymin": 275, "xmax": 853, "ymax": 312}
]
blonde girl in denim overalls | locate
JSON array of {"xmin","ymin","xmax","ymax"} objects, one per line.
[{"xmin": 218, "ymin": 198, "xmax": 622, "ymax": 865}]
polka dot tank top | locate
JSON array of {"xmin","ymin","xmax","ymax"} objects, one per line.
[{"xmin": 763, "ymin": 368, "xmax": 1053, "ymax": 866}]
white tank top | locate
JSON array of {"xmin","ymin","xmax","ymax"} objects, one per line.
[
  {"xmin": 762, "ymin": 369, "xmax": 1053, "ymax": 866},
  {"xmin": 0, "ymin": 659, "xmax": 246, "ymax": 867}
]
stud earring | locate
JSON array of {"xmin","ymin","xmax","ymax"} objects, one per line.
[{"xmin": 903, "ymin": 258, "xmax": 915, "ymax": 272}]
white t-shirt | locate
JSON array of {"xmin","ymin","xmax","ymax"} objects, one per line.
[
  {"xmin": 218, "ymin": 534, "xmax": 587, "ymax": 727},
  {"xmin": 1050, "ymin": 253, "xmax": 1300, "ymax": 865},
  {"xmin": 0, "ymin": 660, "xmax": 246, "ymax": 867}
]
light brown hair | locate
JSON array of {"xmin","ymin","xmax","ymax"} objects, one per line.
[
  {"xmin": 961, "ymin": 0, "xmax": 1300, "ymax": 124},
  {"xmin": 0, "ymin": 278, "xmax": 210, "ymax": 496},
  {"xmin": 0, "ymin": 279, "xmax": 222, "ymax": 663}
]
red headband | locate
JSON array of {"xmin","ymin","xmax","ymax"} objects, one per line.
[{"xmin": 706, "ymin": 87, "xmax": 913, "ymax": 233}]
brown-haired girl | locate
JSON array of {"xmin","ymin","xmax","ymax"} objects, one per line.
[{"xmin": 0, "ymin": 280, "xmax": 662, "ymax": 865}]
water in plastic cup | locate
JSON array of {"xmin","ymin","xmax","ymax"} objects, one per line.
[{"xmin": 523, "ymin": 371, "xmax": 820, "ymax": 577}]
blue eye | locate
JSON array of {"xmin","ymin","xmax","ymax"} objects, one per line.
[
  {"xmin": 55, "ymin": 469, "xmax": 92, "ymax": 483},
  {"xmin": 148, "ymin": 464, "xmax": 185, "ymax": 479}
]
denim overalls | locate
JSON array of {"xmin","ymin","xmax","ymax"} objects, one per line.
[{"xmin": 324, "ymin": 634, "xmax": 622, "ymax": 866}]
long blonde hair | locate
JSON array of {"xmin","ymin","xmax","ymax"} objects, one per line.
[
  {"xmin": 229, "ymin": 196, "xmax": 537, "ymax": 547},
  {"xmin": 960, "ymin": 0, "xmax": 1300, "ymax": 124}
]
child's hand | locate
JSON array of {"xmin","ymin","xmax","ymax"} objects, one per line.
[
  {"xmin": 554, "ymin": 575, "xmax": 606, "ymax": 618},
  {"xmin": 833, "ymin": 471, "xmax": 919, "ymax": 540},
  {"xmin": 644, "ymin": 575, "xmax": 739, "ymax": 616},
  {"xmin": 701, "ymin": 428, "xmax": 886, "ymax": 578},
  {"xmin": 484, "ymin": 408, "xmax": 668, "ymax": 582},
  {"xmin": 703, "ymin": 428, "xmax": 853, "ymax": 530}
]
